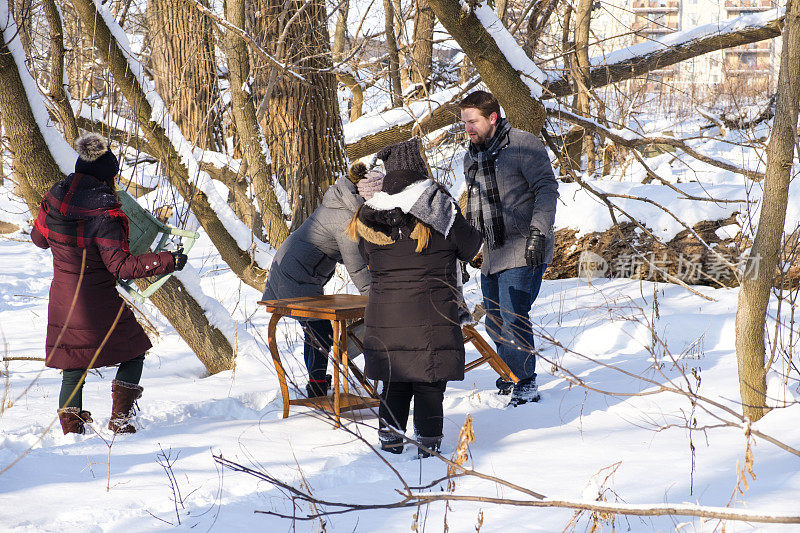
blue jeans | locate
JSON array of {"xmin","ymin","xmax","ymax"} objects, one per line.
[
  {"xmin": 302, "ymin": 319, "xmax": 333, "ymax": 381},
  {"xmin": 480, "ymin": 265, "xmax": 545, "ymax": 381}
]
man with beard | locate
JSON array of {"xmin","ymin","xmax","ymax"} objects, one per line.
[{"xmin": 459, "ymin": 90, "xmax": 559, "ymax": 406}]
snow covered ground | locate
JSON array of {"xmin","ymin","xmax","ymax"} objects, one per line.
[
  {"xmin": 1, "ymin": 215, "xmax": 799, "ymax": 531},
  {"xmin": 1, "ymin": 0, "xmax": 797, "ymax": 528}
]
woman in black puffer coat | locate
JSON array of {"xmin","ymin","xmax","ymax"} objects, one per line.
[{"xmin": 348, "ymin": 165, "xmax": 481, "ymax": 457}]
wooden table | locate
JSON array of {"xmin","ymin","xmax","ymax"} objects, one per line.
[
  {"xmin": 258, "ymin": 295, "xmax": 518, "ymax": 427},
  {"xmin": 258, "ymin": 295, "xmax": 379, "ymax": 427}
]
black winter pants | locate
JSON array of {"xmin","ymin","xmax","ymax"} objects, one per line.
[
  {"xmin": 59, "ymin": 354, "xmax": 145, "ymax": 409},
  {"xmin": 379, "ymin": 380, "xmax": 447, "ymax": 438}
]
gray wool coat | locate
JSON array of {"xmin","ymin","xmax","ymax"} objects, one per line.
[
  {"xmin": 262, "ymin": 177, "xmax": 370, "ymax": 300},
  {"xmin": 463, "ymin": 128, "xmax": 559, "ymax": 275}
]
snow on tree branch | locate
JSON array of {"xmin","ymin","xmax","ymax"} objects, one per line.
[
  {"xmin": 88, "ymin": 0, "xmax": 274, "ymax": 270},
  {"xmin": 344, "ymin": 83, "xmax": 470, "ymax": 145},
  {"xmin": 466, "ymin": 0, "xmax": 545, "ymax": 99},
  {"xmin": 544, "ymin": 8, "xmax": 785, "ymax": 96},
  {"xmin": 0, "ymin": 0, "xmax": 75, "ymax": 174}
]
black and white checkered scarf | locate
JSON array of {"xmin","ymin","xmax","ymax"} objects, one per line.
[{"xmin": 465, "ymin": 118, "xmax": 511, "ymax": 249}]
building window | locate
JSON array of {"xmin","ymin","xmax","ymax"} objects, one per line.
[{"xmin": 741, "ymin": 54, "xmax": 757, "ymax": 67}]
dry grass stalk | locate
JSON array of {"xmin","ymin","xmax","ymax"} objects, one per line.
[
  {"xmin": 735, "ymin": 426, "xmax": 757, "ymax": 496},
  {"xmin": 447, "ymin": 414, "xmax": 475, "ymax": 488}
]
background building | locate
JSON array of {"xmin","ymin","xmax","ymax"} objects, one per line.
[{"xmin": 592, "ymin": 0, "xmax": 779, "ymax": 91}]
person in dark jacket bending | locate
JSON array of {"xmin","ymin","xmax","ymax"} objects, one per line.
[
  {"xmin": 31, "ymin": 133, "xmax": 187, "ymax": 435},
  {"xmin": 348, "ymin": 140, "xmax": 482, "ymax": 457},
  {"xmin": 261, "ymin": 164, "xmax": 381, "ymax": 397}
]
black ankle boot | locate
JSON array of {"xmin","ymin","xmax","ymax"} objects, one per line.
[
  {"xmin": 416, "ymin": 435, "xmax": 442, "ymax": 458},
  {"xmin": 378, "ymin": 429, "xmax": 404, "ymax": 454},
  {"xmin": 496, "ymin": 377, "xmax": 514, "ymax": 396}
]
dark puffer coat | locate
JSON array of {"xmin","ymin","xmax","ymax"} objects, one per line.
[
  {"xmin": 354, "ymin": 206, "xmax": 482, "ymax": 382},
  {"xmin": 31, "ymin": 173, "xmax": 175, "ymax": 370},
  {"xmin": 262, "ymin": 176, "xmax": 370, "ymax": 300}
]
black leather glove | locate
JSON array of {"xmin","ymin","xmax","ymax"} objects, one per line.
[
  {"xmin": 525, "ymin": 228, "xmax": 546, "ymax": 267},
  {"xmin": 171, "ymin": 246, "xmax": 188, "ymax": 271},
  {"xmin": 469, "ymin": 251, "xmax": 483, "ymax": 269},
  {"xmin": 460, "ymin": 261, "xmax": 471, "ymax": 284}
]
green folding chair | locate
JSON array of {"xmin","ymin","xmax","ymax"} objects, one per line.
[{"xmin": 116, "ymin": 187, "xmax": 200, "ymax": 303}]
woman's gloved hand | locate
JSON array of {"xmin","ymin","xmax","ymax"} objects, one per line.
[
  {"xmin": 460, "ymin": 261, "xmax": 471, "ymax": 284},
  {"xmin": 469, "ymin": 251, "xmax": 483, "ymax": 269},
  {"xmin": 171, "ymin": 246, "xmax": 188, "ymax": 271}
]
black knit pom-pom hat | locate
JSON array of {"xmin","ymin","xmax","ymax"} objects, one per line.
[
  {"xmin": 74, "ymin": 133, "xmax": 119, "ymax": 184},
  {"xmin": 380, "ymin": 170, "xmax": 428, "ymax": 195},
  {"xmin": 375, "ymin": 138, "xmax": 431, "ymax": 178}
]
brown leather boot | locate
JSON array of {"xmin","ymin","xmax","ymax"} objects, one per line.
[
  {"xmin": 58, "ymin": 407, "xmax": 93, "ymax": 435},
  {"xmin": 108, "ymin": 379, "xmax": 143, "ymax": 434}
]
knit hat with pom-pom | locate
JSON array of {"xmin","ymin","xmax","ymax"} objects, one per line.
[
  {"xmin": 74, "ymin": 133, "xmax": 119, "ymax": 184},
  {"xmin": 375, "ymin": 138, "xmax": 430, "ymax": 178}
]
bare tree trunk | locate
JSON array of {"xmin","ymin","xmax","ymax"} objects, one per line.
[
  {"xmin": 560, "ymin": 4, "xmax": 581, "ymax": 175},
  {"xmin": 332, "ymin": 0, "xmax": 348, "ymax": 57},
  {"xmin": 574, "ymin": 0, "xmax": 595, "ymax": 174},
  {"xmin": 409, "ymin": 0, "xmax": 435, "ymax": 87},
  {"xmin": 426, "ymin": 0, "xmax": 547, "ymax": 134},
  {"xmin": 383, "ymin": 0, "xmax": 403, "ymax": 106},
  {"xmin": 137, "ymin": 276, "xmax": 235, "ymax": 373},
  {"xmin": 11, "ymin": 0, "xmax": 32, "ymax": 56},
  {"xmin": 1, "ymin": 6, "xmax": 236, "ymax": 374},
  {"xmin": 496, "ymin": 0, "xmax": 509, "ymax": 22},
  {"xmin": 70, "ymin": 0, "xmax": 268, "ymax": 290},
  {"xmin": 338, "ymin": 73, "xmax": 366, "ymax": 123},
  {"xmin": 43, "ymin": 0, "xmax": 80, "ymax": 146},
  {"xmin": 525, "ymin": 0, "xmax": 559, "ymax": 55},
  {"xmin": 251, "ymin": 0, "xmax": 348, "ymax": 231},
  {"xmin": 222, "ymin": 0, "xmax": 291, "ymax": 245},
  {"xmin": 59, "ymin": 3, "xmax": 107, "ymax": 106},
  {"xmin": 147, "ymin": 0, "xmax": 223, "ymax": 151},
  {"xmin": 393, "ymin": 0, "xmax": 412, "ymax": 90},
  {"xmin": 0, "ymin": 27, "xmax": 64, "ymax": 214},
  {"xmin": 0, "ymin": 120, "xmax": 5, "ymax": 186},
  {"xmin": 735, "ymin": 0, "xmax": 800, "ymax": 422},
  {"xmin": 332, "ymin": 0, "xmax": 365, "ymax": 122}
]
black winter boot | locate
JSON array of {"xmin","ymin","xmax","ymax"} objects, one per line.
[
  {"xmin": 496, "ymin": 377, "xmax": 514, "ymax": 396},
  {"xmin": 306, "ymin": 374, "xmax": 332, "ymax": 398},
  {"xmin": 378, "ymin": 429, "xmax": 405, "ymax": 454},
  {"xmin": 58, "ymin": 407, "xmax": 93, "ymax": 435},
  {"xmin": 416, "ymin": 435, "xmax": 442, "ymax": 458},
  {"xmin": 108, "ymin": 379, "xmax": 143, "ymax": 433},
  {"xmin": 509, "ymin": 376, "xmax": 540, "ymax": 406}
]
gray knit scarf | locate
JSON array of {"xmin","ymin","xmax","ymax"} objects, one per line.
[
  {"xmin": 365, "ymin": 179, "xmax": 457, "ymax": 237},
  {"xmin": 465, "ymin": 118, "xmax": 511, "ymax": 249}
]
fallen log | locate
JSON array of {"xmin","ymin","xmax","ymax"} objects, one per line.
[{"xmin": 547, "ymin": 217, "xmax": 800, "ymax": 288}]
